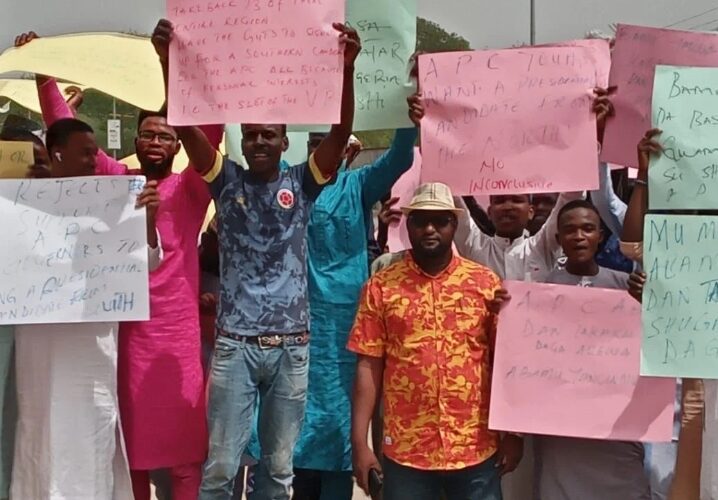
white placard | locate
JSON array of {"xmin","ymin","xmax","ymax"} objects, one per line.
[{"xmin": 0, "ymin": 176, "xmax": 150, "ymax": 325}]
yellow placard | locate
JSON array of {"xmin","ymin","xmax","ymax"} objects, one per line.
[
  {"xmin": 0, "ymin": 79, "xmax": 87, "ymax": 115},
  {"xmin": 0, "ymin": 141, "xmax": 33, "ymax": 178},
  {"xmin": 0, "ymin": 33, "xmax": 164, "ymax": 111}
]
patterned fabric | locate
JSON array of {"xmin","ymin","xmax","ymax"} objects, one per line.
[
  {"xmin": 348, "ymin": 252, "xmax": 501, "ymax": 471},
  {"xmin": 204, "ymin": 154, "xmax": 327, "ymax": 336}
]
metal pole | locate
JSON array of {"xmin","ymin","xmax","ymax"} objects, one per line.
[
  {"xmin": 112, "ymin": 97, "xmax": 117, "ymax": 160},
  {"xmin": 530, "ymin": 0, "xmax": 536, "ymax": 45}
]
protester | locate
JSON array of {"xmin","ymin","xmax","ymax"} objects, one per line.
[
  {"xmin": 150, "ymin": 17, "xmax": 361, "ymax": 499},
  {"xmin": 621, "ymin": 129, "xmax": 706, "ymax": 500},
  {"xmin": 12, "ymin": 117, "xmax": 161, "ymax": 500},
  {"xmin": 527, "ymin": 193, "xmax": 558, "ymax": 235},
  {"xmin": 534, "ymin": 199, "xmax": 650, "ymax": 499},
  {"xmin": 15, "ymin": 26, "xmax": 225, "ymax": 500},
  {"xmin": 291, "ymin": 99, "xmax": 420, "ymax": 500},
  {"xmin": 349, "ymin": 182, "xmax": 522, "ymax": 500}
]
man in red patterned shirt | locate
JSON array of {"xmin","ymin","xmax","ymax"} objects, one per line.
[{"xmin": 348, "ymin": 183, "xmax": 523, "ymax": 500}]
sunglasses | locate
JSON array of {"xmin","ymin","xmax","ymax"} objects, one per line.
[{"xmin": 408, "ymin": 213, "xmax": 457, "ymax": 228}]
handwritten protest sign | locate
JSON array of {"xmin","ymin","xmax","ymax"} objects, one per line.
[
  {"xmin": 648, "ymin": 65, "xmax": 718, "ymax": 210},
  {"xmin": 348, "ymin": 0, "xmax": 415, "ymax": 131},
  {"xmin": 0, "ymin": 33, "xmax": 163, "ymax": 111},
  {"xmin": 387, "ymin": 148, "xmax": 421, "ymax": 252},
  {"xmin": 490, "ymin": 281, "xmax": 675, "ymax": 441},
  {"xmin": 642, "ymin": 215, "xmax": 718, "ymax": 379},
  {"xmin": 0, "ymin": 141, "xmax": 33, "ymax": 179},
  {"xmin": 602, "ymin": 24, "xmax": 718, "ymax": 168},
  {"xmin": 0, "ymin": 176, "xmax": 150, "ymax": 325},
  {"xmin": 167, "ymin": 0, "xmax": 345, "ymax": 126},
  {"xmin": 418, "ymin": 45, "xmax": 606, "ymax": 196}
]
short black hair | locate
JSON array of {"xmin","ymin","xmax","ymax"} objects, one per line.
[
  {"xmin": 0, "ymin": 127, "xmax": 45, "ymax": 148},
  {"xmin": 45, "ymin": 118, "xmax": 94, "ymax": 152},
  {"xmin": 137, "ymin": 109, "xmax": 168, "ymax": 130},
  {"xmin": 241, "ymin": 124, "xmax": 287, "ymax": 136},
  {"xmin": 557, "ymin": 199, "xmax": 601, "ymax": 226}
]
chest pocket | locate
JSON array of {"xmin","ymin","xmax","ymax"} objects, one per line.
[{"xmin": 309, "ymin": 207, "xmax": 355, "ymax": 266}]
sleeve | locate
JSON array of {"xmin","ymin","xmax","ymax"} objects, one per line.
[
  {"xmin": 528, "ymin": 191, "xmax": 584, "ymax": 269},
  {"xmin": 147, "ymin": 230, "xmax": 163, "ymax": 272},
  {"xmin": 181, "ymin": 124, "xmax": 224, "ymax": 208},
  {"xmin": 453, "ymin": 195, "xmax": 491, "ymax": 261},
  {"xmin": 486, "ymin": 275, "xmax": 501, "ymax": 362},
  {"xmin": 346, "ymin": 279, "xmax": 387, "ymax": 358},
  {"xmin": 202, "ymin": 152, "xmax": 241, "ymax": 200},
  {"xmin": 359, "ymin": 128, "xmax": 417, "ymax": 209},
  {"xmin": 301, "ymin": 153, "xmax": 333, "ymax": 202},
  {"xmin": 590, "ymin": 162, "xmax": 627, "ymax": 236},
  {"xmin": 38, "ymin": 79, "xmax": 128, "ymax": 176}
]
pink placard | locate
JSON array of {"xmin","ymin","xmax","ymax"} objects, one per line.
[
  {"xmin": 387, "ymin": 148, "xmax": 421, "ymax": 252},
  {"xmin": 167, "ymin": 0, "xmax": 345, "ymax": 126},
  {"xmin": 489, "ymin": 281, "xmax": 675, "ymax": 442},
  {"xmin": 419, "ymin": 45, "xmax": 605, "ymax": 196},
  {"xmin": 602, "ymin": 24, "xmax": 718, "ymax": 167}
]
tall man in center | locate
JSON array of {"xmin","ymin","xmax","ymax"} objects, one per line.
[{"xmin": 152, "ymin": 19, "xmax": 362, "ymax": 500}]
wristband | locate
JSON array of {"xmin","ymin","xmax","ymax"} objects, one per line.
[{"xmin": 634, "ymin": 179, "xmax": 647, "ymax": 186}]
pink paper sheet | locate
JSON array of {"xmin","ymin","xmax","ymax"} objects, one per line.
[
  {"xmin": 418, "ymin": 45, "xmax": 605, "ymax": 196},
  {"xmin": 489, "ymin": 281, "xmax": 676, "ymax": 442},
  {"xmin": 167, "ymin": 0, "xmax": 345, "ymax": 125},
  {"xmin": 602, "ymin": 24, "xmax": 718, "ymax": 167},
  {"xmin": 387, "ymin": 148, "xmax": 421, "ymax": 252}
]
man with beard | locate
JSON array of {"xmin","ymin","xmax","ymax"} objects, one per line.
[
  {"xmin": 16, "ymin": 24, "xmax": 223, "ymax": 500},
  {"xmin": 349, "ymin": 183, "xmax": 522, "ymax": 500}
]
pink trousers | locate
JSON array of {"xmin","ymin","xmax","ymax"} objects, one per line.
[{"xmin": 130, "ymin": 464, "xmax": 202, "ymax": 500}]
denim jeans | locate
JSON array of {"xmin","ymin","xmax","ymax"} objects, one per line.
[
  {"xmin": 199, "ymin": 335, "xmax": 309, "ymax": 500},
  {"xmin": 383, "ymin": 455, "xmax": 502, "ymax": 500}
]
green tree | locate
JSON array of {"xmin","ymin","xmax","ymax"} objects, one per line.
[{"xmin": 356, "ymin": 17, "xmax": 471, "ymax": 149}]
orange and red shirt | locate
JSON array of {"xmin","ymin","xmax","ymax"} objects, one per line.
[{"xmin": 348, "ymin": 252, "xmax": 501, "ymax": 471}]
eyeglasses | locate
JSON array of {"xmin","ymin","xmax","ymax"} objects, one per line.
[
  {"xmin": 137, "ymin": 131, "xmax": 177, "ymax": 144},
  {"xmin": 408, "ymin": 213, "xmax": 457, "ymax": 228}
]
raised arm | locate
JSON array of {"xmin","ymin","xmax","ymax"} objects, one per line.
[
  {"xmin": 620, "ymin": 129, "xmax": 662, "ymax": 262},
  {"xmin": 453, "ymin": 195, "xmax": 492, "ymax": 260},
  {"xmin": 590, "ymin": 162, "xmax": 626, "ymax": 237},
  {"xmin": 311, "ymin": 23, "xmax": 360, "ymax": 179}
]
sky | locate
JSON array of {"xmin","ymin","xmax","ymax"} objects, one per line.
[{"xmin": 1, "ymin": 0, "xmax": 717, "ymax": 52}]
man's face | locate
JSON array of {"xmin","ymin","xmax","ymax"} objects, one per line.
[
  {"xmin": 488, "ymin": 195, "xmax": 533, "ymax": 237},
  {"xmin": 528, "ymin": 193, "xmax": 558, "ymax": 234},
  {"xmin": 242, "ymin": 124, "xmax": 288, "ymax": 175},
  {"xmin": 135, "ymin": 116, "xmax": 180, "ymax": 177},
  {"xmin": 52, "ymin": 131, "xmax": 98, "ymax": 177},
  {"xmin": 407, "ymin": 210, "xmax": 457, "ymax": 258},
  {"xmin": 557, "ymin": 207, "xmax": 602, "ymax": 265}
]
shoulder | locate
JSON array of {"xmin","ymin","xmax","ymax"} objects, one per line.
[
  {"xmin": 599, "ymin": 267, "xmax": 630, "ymax": 289},
  {"xmin": 455, "ymin": 256, "xmax": 500, "ymax": 282},
  {"xmin": 371, "ymin": 251, "xmax": 407, "ymax": 276}
]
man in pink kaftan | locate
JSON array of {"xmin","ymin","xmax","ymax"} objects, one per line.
[{"xmin": 37, "ymin": 76, "xmax": 222, "ymax": 500}]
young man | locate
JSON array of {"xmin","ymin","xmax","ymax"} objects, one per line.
[
  {"xmin": 16, "ymin": 27, "xmax": 224, "ymax": 499},
  {"xmin": 533, "ymin": 199, "xmax": 650, "ymax": 499},
  {"xmin": 11, "ymin": 118, "xmax": 162, "ymax": 499},
  {"xmin": 349, "ymin": 183, "xmax": 522, "ymax": 500},
  {"xmin": 151, "ymin": 18, "xmax": 361, "ymax": 500},
  {"xmin": 291, "ymin": 98, "xmax": 420, "ymax": 500},
  {"xmin": 527, "ymin": 193, "xmax": 558, "ymax": 235}
]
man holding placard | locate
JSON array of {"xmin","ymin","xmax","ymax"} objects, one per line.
[
  {"xmin": 151, "ymin": 17, "xmax": 361, "ymax": 500},
  {"xmin": 7, "ymin": 117, "xmax": 162, "ymax": 500}
]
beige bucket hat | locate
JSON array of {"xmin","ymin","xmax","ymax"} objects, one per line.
[{"xmin": 401, "ymin": 182, "xmax": 464, "ymax": 215}]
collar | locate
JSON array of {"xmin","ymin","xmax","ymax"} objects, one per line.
[
  {"xmin": 405, "ymin": 251, "xmax": 460, "ymax": 280},
  {"xmin": 492, "ymin": 229, "xmax": 530, "ymax": 249}
]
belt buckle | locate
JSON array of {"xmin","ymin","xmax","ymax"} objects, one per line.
[{"xmin": 258, "ymin": 335, "xmax": 282, "ymax": 349}]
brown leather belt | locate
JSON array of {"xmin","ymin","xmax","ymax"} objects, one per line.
[{"xmin": 218, "ymin": 330, "xmax": 309, "ymax": 349}]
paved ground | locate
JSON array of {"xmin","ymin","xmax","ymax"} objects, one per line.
[{"xmin": 151, "ymin": 478, "xmax": 370, "ymax": 499}]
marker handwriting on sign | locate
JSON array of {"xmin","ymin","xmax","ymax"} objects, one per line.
[
  {"xmin": 489, "ymin": 281, "xmax": 675, "ymax": 442},
  {"xmin": 167, "ymin": 0, "xmax": 345, "ymax": 125},
  {"xmin": 642, "ymin": 214, "xmax": 718, "ymax": 378},
  {"xmin": 649, "ymin": 66, "xmax": 718, "ymax": 210},
  {"xmin": 0, "ymin": 176, "xmax": 150, "ymax": 325},
  {"xmin": 418, "ymin": 43, "xmax": 605, "ymax": 196},
  {"xmin": 602, "ymin": 24, "xmax": 718, "ymax": 168}
]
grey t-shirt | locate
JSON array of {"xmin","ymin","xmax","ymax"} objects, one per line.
[
  {"xmin": 544, "ymin": 266, "xmax": 629, "ymax": 290},
  {"xmin": 536, "ymin": 265, "xmax": 649, "ymax": 500}
]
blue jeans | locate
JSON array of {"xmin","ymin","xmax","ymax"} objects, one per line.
[
  {"xmin": 383, "ymin": 455, "xmax": 502, "ymax": 500},
  {"xmin": 199, "ymin": 335, "xmax": 309, "ymax": 500}
]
